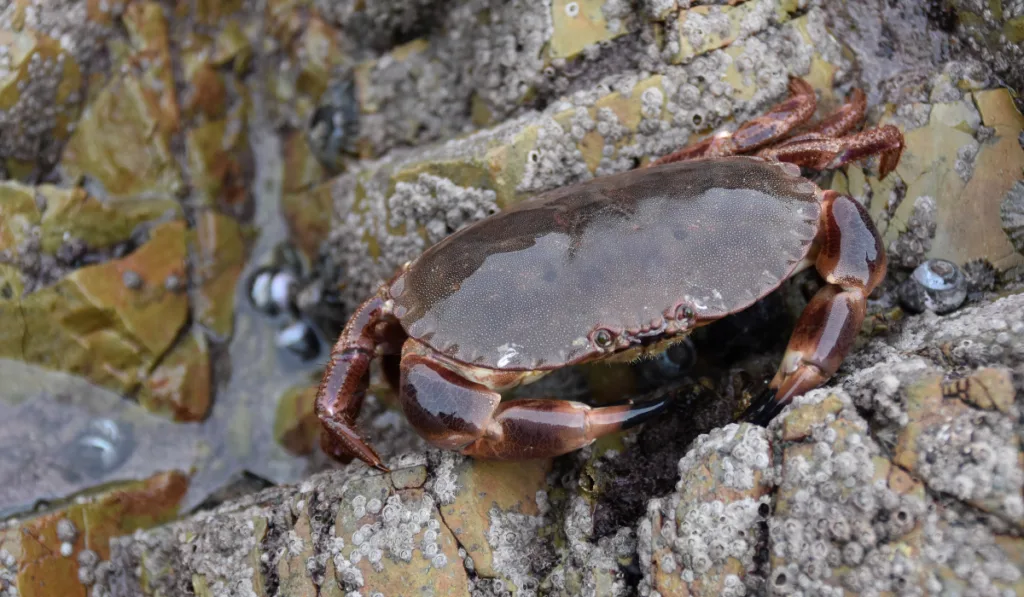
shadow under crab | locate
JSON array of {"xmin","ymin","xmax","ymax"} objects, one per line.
[{"xmin": 316, "ymin": 78, "xmax": 905, "ymax": 471}]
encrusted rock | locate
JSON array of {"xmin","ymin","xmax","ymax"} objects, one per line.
[
  {"xmin": 0, "ymin": 1, "xmax": 114, "ymax": 177},
  {"xmin": 639, "ymin": 423, "xmax": 774, "ymax": 597},
  {"xmin": 0, "ymin": 471, "xmax": 187, "ymax": 596},
  {"xmin": 765, "ymin": 386, "xmax": 1024, "ymax": 596},
  {"xmin": 0, "ymin": 220, "xmax": 189, "ymax": 397},
  {"xmin": 768, "ymin": 390, "xmax": 931, "ymax": 595},
  {"xmin": 318, "ymin": 3, "xmax": 843, "ymax": 309},
  {"xmin": 895, "ymin": 372, "xmax": 1023, "ymax": 525},
  {"xmin": 430, "ymin": 452, "xmax": 551, "ymax": 584},
  {"xmin": 947, "ymin": 0, "xmax": 1024, "ymax": 109}
]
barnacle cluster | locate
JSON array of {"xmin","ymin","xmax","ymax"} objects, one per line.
[
  {"xmin": 768, "ymin": 394, "xmax": 926, "ymax": 596},
  {"xmin": 638, "ymin": 424, "xmax": 774, "ymax": 597},
  {"xmin": 388, "ymin": 173, "xmax": 500, "ymax": 245},
  {"xmin": 0, "ymin": 1, "xmax": 116, "ymax": 171},
  {"xmin": 346, "ymin": 493, "xmax": 449, "ymax": 570}
]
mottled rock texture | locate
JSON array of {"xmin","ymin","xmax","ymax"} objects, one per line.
[{"xmin": 2, "ymin": 0, "xmax": 1024, "ymax": 596}]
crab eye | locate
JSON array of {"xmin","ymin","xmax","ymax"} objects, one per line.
[
  {"xmin": 592, "ymin": 328, "xmax": 615, "ymax": 349},
  {"xmin": 675, "ymin": 303, "xmax": 695, "ymax": 322}
]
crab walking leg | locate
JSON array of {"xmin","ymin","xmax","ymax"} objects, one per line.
[
  {"xmin": 747, "ymin": 87, "xmax": 868, "ymax": 163},
  {"xmin": 460, "ymin": 398, "xmax": 667, "ymax": 460},
  {"xmin": 648, "ymin": 77, "xmax": 816, "ymax": 167},
  {"xmin": 316, "ymin": 293, "xmax": 405, "ymax": 471},
  {"xmin": 742, "ymin": 191, "xmax": 886, "ymax": 424},
  {"xmin": 774, "ymin": 87, "xmax": 868, "ymax": 144},
  {"xmin": 398, "ymin": 349, "xmax": 670, "ymax": 460},
  {"xmin": 757, "ymin": 124, "xmax": 905, "ymax": 179}
]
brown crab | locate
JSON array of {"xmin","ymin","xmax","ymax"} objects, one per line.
[{"xmin": 316, "ymin": 78, "xmax": 904, "ymax": 471}]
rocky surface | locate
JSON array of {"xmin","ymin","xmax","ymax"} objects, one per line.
[
  {"xmin": 945, "ymin": 0, "xmax": 1024, "ymax": 111},
  {"xmin": 9, "ymin": 289, "xmax": 1011, "ymax": 597},
  {"xmin": 313, "ymin": 0, "xmax": 851, "ymax": 309},
  {"xmin": 1, "ymin": 0, "xmax": 1023, "ymax": 595}
]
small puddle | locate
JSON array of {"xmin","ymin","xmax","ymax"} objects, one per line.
[
  {"xmin": 0, "ymin": 358, "xmax": 202, "ymax": 517},
  {"xmin": 181, "ymin": 87, "xmax": 332, "ymax": 512}
]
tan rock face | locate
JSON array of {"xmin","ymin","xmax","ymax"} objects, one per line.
[
  {"xmin": 928, "ymin": 90, "xmax": 1024, "ymax": 270},
  {"xmin": 0, "ymin": 471, "xmax": 188, "ymax": 597},
  {"xmin": 836, "ymin": 86, "xmax": 1024, "ymax": 273},
  {"xmin": 61, "ymin": 73, "xmax": 184, "ymax": 200},
  {"xmin": 139, "ymin": 329, "xmax": 212, "ymax": 422},
  {"xmin": 190, "ymin": 210, "xmax": 249, "ymax": 339},
  {"xmin": 548, "ymin": 0, "xmax": 628, "ymax": 60},
  {"xmin": 436, "ymin": 457, "xmax": 552, "ymax": 580},
  {"xmin": 273, "ymin": 384, "xmax": 320, "ymax": 455},
  {"xmin": 1, "ymin": 220, "xmax": 189, "ymax": 396},
  {"xmin": 1, "ymin": 0, "xmax": 258, "ymax": 427}
]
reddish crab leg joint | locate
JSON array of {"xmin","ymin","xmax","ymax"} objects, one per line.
[{"xmin": 316, "ymin": 77, "xmax": 903, "ymax": 471}]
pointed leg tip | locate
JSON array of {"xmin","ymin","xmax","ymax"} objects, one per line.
[
  {"xmin": 319, "ymin": 418, "xmax": 389, "ymax": 472},
  {"xmin": 622, "ymin": 394, "xmax": 674, "ymax": 429},
  {"xmin": 361, "ymin": 444, "xmax": 389, "ymax": 472},
  {"xmin": 738, "ymin": 386, "xmax": 786, "ymax": 427},
  {"xmin": 334, "ymin": 449, "xmax": 389, "ymax": 474},
  {"xmin": 582, "ymin": 394, "xmax": 675, "ymax": 442},
  {"xmin": 879, "ymin": 150, "xmax": 903, "ymax": 179},
  {"xmin": 355, "ymin": 446, "xmax": 389, "ymax": 472}
]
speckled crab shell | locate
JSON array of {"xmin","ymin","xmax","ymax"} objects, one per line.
[{"xmin": 389, "ymin": 156, "xmax": 822, "ymax": 371}]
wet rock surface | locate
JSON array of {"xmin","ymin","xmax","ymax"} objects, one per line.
[{"xmin": 1, "ymin": 0, "xmax": 1023, "ymax": 595}]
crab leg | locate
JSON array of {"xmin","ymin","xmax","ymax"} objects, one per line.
[
  {"xmin": 741, "ymin": 191, "xmax": 886, "ymax": 424},
  {"xmin": 649, "ymin": 77, "xmax": 817, "ymax": 166},
  {"xmin": 756, "ymin": 124, "xmax": 905, "ymax": 179},
  {"xmin": 316, "ymin": 293, "xmax": 405, "ymax": 472},
  {"xmin": 398, "ymin": 346, "xmax": 669, "ymax": 460},
  {"xmin": 772, "ymin": 87, "xmax": 867, "ymax": 143}
]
